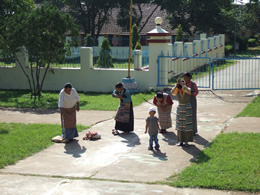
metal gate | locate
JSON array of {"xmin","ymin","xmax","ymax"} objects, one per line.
[
  {"xmin": 212, "ymin": 57, "xmax": 260, "ymax": 90},
  {"xmin": 158, "ymin": 55, "xmax": 260, "ymax": 90},
  {"xmin": 158, "ymin": 56, "xmax": 211, "ymax": 88}
]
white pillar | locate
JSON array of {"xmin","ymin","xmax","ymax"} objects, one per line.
[
  {"xmin": 134, "ymin": 50, "xmax": 142, "ymax": 70},
  {"xmin": 173, "ymin": 42, "xmax": 183, "ymax": 56},
  {"xmin": 80, "ymin": 47, "xmax": 93, "ymax": 70},
  {"xmin": 200, "ymin": 33, "xmax": 207, "ymax": 39},
  {"xmin": 208, "ymin": 37, "xmax": 214, "ymax": 59},
  {"xmin": 201, "ymin": 38, "xmax": 208, "ymax": 65},
  {"xmin": 147, "ymin": 17, "xmax": 171, "ymax": 86},
  {"xmin": 220, "ymin": 34, "xmax": 225, "ymax": 57}
]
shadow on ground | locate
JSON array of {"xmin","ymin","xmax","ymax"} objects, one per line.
[{"xmin": 64, "ymin": 140, "xmax": 87, "ymax": 158}]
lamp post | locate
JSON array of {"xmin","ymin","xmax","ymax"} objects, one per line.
[{"xmin": 127, "ymin": 0, "xmax": 133, "ymax": 78}]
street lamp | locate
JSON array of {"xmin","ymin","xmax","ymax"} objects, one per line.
[{"xmin": 127, "ymin": 0, "xmax": 133, "ymax": 78}]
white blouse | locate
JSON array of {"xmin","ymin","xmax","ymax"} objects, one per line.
[{"xmin": 58, "ymin": 88, "xmax": 80, "ymax": 108}]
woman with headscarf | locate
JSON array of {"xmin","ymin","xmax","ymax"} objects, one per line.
[
  {"xmin": 58, "ymin": 83, "xmax": 80, "ymax": 143},
  {"xmin": 171, "ymin": 78, "xmax": 193, "ymax": 147},
  {"xmin": 153, "ymin": 91, "xmax": 173, "ymax": 133},
  {"xmin": 183, "ymin": 72, "xmax": 199, "ymax": 135},
  {"xmin": 112, "ymin": 82, "xmax": 134, "ymax": 135}
]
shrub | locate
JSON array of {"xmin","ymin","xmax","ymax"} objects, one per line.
[
  {"xmin": 84, "ymin": 34, "xmax": 94, "ymax": 47},
  {"xmin": 248, "ymin": 38, "xmax": 257, "ymax": 47},
  {"xmin": 225, "ymin": 44, "xmax": 233, "ymax": 56},
  {"xmin": 131, "ymin": 24, "xmax": 140, "ymax": 50},
  {"xmin": 96, "ymin": 38, "xmax": 113, "ymax": 68},
  {"xmin": 134, "ymin": 42, "xmax": 142, "ymax": 50},
  {"xmin": 176, "ymin": 24, "xmax": 184, "ymax": 41}
]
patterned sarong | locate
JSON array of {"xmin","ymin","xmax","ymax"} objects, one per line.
[
  {"xmin": 115, "ymin": 102, "xmax": 131, "ymax": 123},
  {"xmin": 62, "ymin": 106, "xmax": 76, "ymax": 128},
  {"xmin": 115, "ymin": 101, "xmax": 134, "ymax": 132},
  {"xmin": 176, "ymin": 103, "xmax": 193, "ymax": 142},
  {"xmin": 157, "ymin": 106, "xmax": 172, "ymax": 129},
  {"xmin": 61, "ymin": 106, "xmax": 78, "ymax": 140}
]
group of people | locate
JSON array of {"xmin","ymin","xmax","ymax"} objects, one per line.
[{"xmin": 58, "ymin": 72, "xmax": 198, "ymax": 150}]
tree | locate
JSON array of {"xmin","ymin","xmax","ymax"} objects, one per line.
[
  {"xmin": 156, "ymin": 0, "xmax": 233, "ymax": 35},
  {"xmin": 244, "ymin": 0, "xmax": 260, "ymax": 34},
  {"xmin": 84, "ymin": 34, "xmax": 95, "ymax": 47},
  {"xmin": 0, "ymin": 0, "xmax": 35, "ymax": 35},
  {"xmin": 4, "ymin": 6, "xmax": 78, "ymax": 100},
  {"xmin": 134, "ymin": 42, "xmax": 142, "ymax": 50},
  {"xmin": 116, "ymin": 0, "xmax": 159, "ymax": 33},
  {"xmin": 175, "ymin": 24, "xmax": 184, "ymax": 41},
  {"xmin": 64, "ymin": 0, "xmax": 119, "ymax": 37},
  {"xmin": 131, "ymin": 24, "xmax": 140, "ymax": 50},
  {"xmin": 96, "ymin": 38, "xmax": 113, "ymax": 68}
]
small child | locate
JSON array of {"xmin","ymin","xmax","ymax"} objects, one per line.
[{"xmin": 145, "ymin": 107, "xmax": 161, "ymax": 150}]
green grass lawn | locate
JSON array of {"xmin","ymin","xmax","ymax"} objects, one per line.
[
  {"xmin": 165, "ymin": 133, "xmax": 260, "ymax": 192},
  {"xmin": 0, "ymin": 122, "xmax": 88, "ymax": 169},
  {"xmin": 0, "ymin": 90, "xmax": 154, "ymax": 111},
  {"xmin": 236, "ymin": 96, "xmax": 260, "ymax": 117}
]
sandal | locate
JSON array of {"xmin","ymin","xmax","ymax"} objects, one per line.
[{"xmin": 112, "ymin": 129, "xmax": 119, "ymax": 135}]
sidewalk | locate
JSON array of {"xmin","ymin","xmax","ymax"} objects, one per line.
[{"xmin": 0, "ymin": 90, "xmax": 258, "ymax": 195}]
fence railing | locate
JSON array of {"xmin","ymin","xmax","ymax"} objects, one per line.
[
  {"xmin": 0, "ymin": 50, "xmax": 16, "ymax": 67},
  {"xmin": 93, "ymin": 47, "xmax": 149, "ymax": 69},
  {"xmin": 212, "ymin": 57, "xmax": 260, "ymax": 90},
  {"xmin": 158, "ymin": 56, "xmax": 211, "ymax": 88}
]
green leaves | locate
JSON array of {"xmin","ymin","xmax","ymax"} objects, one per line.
[{"xmin": 131, "ymin": 24, "xmax": 140, "ymax": 50}]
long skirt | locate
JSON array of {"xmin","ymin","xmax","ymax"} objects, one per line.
[
  {"xmin": 157, "ymin": 106, "xmax": 172, "ymax": 129},
  {"xmin": 115, "ymin": 101, "xmax": 134, "ymax": 132},
  {"xmin": 176, "ymin": 103, "xmax": 193, "ymax": 142},
  {"xmin": 190, "ymin": 96, "xmax": 198, "ymax": 133},
  {"xmin": 61, "ymin": 106, "xmax": 79, "ymax": 140}
]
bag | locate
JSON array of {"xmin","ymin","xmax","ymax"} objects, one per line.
[{"xmin": 83, "ymin": 131, "xmax": 101, "ymax": 140}]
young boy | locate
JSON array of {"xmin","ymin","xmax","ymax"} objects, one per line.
[{"xmin": 145, "ymin": 107, "xmax": 161, "ymax": 150}]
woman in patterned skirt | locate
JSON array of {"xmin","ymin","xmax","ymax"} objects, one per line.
[
  {"xmin": 171, "ymin": 79, "xmax": 193, "ymax": 147},
  {"xmin": 153, "ymin": 92, "xmax": 173, "ymax": 133},
  {"xmin": 58, "ymin": 83, "xmax": 80, "ymax": 143},
  {"xmin": 183, "ymin": 72, "xmax": 199, "ymax": 136},
  {"xmin": 112, "ymin": 82, "xmax": 134, "ymax": 135}
]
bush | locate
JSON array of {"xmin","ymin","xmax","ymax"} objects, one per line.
[
  {"xmin": 96, "ymin": 38, "xmax": 113, "ymax": 68},
  {"xmin": 248, "ymin": 38, "xmax": 257, "ymax": 47},
  {"xmin": 131, "ymin": 24, "xmax": 140, "ymax": 50},
  {"xmin": 134, "ymin": 42, "xmax": 142, "ymax": 50},
  {"xmin": 84, "ymin": 34, "xmax": 94, "ymax": 47},
  {"xmin": 176, "ymin": 24, "xmax": 184, "ymax": 41},
  {"xmin": 225, "ymin": 44, "xmax": 233, "ymax": 56}
]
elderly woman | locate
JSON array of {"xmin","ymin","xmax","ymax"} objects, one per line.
[
  {"xmin": 171, "ymin": 79, "xmax": 193, "ymax": 147},
  {"xmin": 112, "ymin": 82, "xmax": 134, "ymax": 135},
  {"xmin": 183, "ymin": 72, "xmax": 199, "ymax": 135},
  {"xmin": 153, "ymin": 92, "xmax": 173, "ymax": 133},
  {"xmin": 58, "ymin": 83, "xmax": 80, "ymax": 143}
]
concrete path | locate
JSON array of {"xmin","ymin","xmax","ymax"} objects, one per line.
[
  {"xmin": 0, "ymin": 107, "xmax": 115, "ymax": 127},
  {"xmin": 0, "ymin": 90, "xmax": 259, "ymax": 195}
]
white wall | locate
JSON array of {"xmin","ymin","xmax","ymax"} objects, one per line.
[
  {"xmin": 0, "ymin": 48, "xmax": 154, "ymax": 92},
  {"xmin": 0, "ymin": 34, "xmax": 225, "ymax": 92}
]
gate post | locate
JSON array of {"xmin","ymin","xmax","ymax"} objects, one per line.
[{"xmin": 146, "ymin": 17, "xmax": 171, "ymax": 86}]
